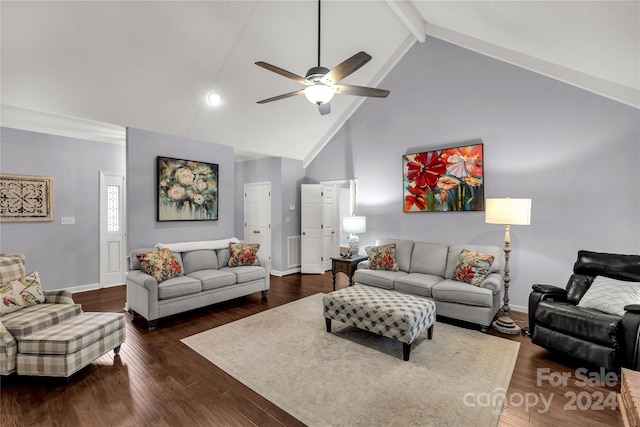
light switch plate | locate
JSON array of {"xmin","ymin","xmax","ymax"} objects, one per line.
[{"xmin": 61, "ymin": 217, "xmax": 75, "ymax": 225}]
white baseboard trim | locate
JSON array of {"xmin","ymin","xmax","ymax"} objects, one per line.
[
  {"xmin": 270, "ymin": 267, "xmax": 301, "ymax": 277},
  {"xmin": 510, "ymin": 303, "xmax": 528, "ymax": 314},
  {"xmin": 61, "ymin": 282, "xmax": 124, "ymax": 294}
]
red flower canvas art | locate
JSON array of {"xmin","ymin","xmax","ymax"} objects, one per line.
[{"xmin": 403, "ymin": 142, "xmax": 484, "ymax": 212}]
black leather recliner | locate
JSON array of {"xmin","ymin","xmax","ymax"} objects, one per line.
[{"xmin": 528, "ymin": 250, "xmax": 640, "ymax": 372}]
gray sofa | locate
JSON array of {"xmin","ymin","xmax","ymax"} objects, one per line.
[
  {"xmin": 126, "ymin": 239, "xmax": 270, "ymax": 328},
  {"xmin": 354, "ymin": 238, "xmax": 504, "ymax": 332}
]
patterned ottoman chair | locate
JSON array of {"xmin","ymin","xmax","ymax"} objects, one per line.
[
  {"xmin": 1, "ymin": 253, "xmax": 126, "ymax": 377},
  {"xmin": 323, "ymin": 284, "xmax": 436, "ymax": 361}
]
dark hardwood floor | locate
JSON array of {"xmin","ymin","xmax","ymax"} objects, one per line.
[{"xmin": 1, "ymin": 273, "xmax": 623, "ymax": 426}]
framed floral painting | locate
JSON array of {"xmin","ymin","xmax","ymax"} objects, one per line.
[
  {"xmin": 403, "ymin": 142, "xmax": 484, "ymax": 212},
  {"xmin": 157, "ymin": 156, "xmax": 218, "ymax": 221}
]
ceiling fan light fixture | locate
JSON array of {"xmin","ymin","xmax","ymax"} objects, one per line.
[
  {"xmin": 304, "ymin": 84, "xmax": 334, "ymax": 105},
  {"xmin": 206, "ymin": 92, "xmax": 222, "ymax": 106}
]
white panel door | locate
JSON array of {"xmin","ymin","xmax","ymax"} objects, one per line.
[
  {"xmin": 322, "ymin": 183, "xmax": 338, "ymax": 271},
  {"xmin": 244, "ymin": 182, "xmax": 271, "ymax": 262},
  {"xmin": 99, "ymin": 172, "xmax": 126, "ymax": 287},
  {"xmin": 301, "ymin": 184, "xmax": 323, "ymax": 274}
]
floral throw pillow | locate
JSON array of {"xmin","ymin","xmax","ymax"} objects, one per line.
[
  {"xmin": 367, "ymin": 243, "xmax": 399, "ymax": 271},
  {"xmin": 136, "ymin": 248, "xmax": 183, "ymax": 283},
  {"xmin": 451, "ymin": 249, "xmax": 495, "ymax": 286},
  {"xmin": 0, "ymin": 271, "xmax": 45, "ymax": 315},
  {"xmin": 228, "ymin": 242, "xmax": 260, "ymax": 267}
]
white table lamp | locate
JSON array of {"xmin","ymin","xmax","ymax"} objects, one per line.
[
  {"xmin": 342, "ymin": 216, "xmax": 366, "ymax": 256},
  {"xmin": 485, "ymin": 198, "xmax": 531, "ymax": 334}
]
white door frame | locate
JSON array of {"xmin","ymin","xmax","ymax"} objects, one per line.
[{"xmin": 99, "ymin": 172, "xmax": 126, "ymax": 288}]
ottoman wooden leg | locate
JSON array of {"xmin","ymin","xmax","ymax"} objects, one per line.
[
  {"xmin": 325, "ymin": 318, "xmax": 332, "ymax": 333},
  {"xmin": 403, "ymin": 342, "xmax": 411, "ymax": 361},
  {"xmin": 427, "ymin": 324, "xmax": 434, "ymax": 340},
  {"xmin": 114, "ymin": 345, "xmax": 122, "ymax": 355}
]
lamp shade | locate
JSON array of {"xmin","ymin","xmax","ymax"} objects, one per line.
[
  {"xmin": 485, "ymin": 198, "xmax": 531, "ymax": 225},
  {"xmin": 342, "ymin": 216, "xmax": 366, "ymax": 234},
  {"xmin": 304, "ymin": 84, "xmax": 334, "ymax": 105}
]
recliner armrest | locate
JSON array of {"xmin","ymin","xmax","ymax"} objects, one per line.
[
  {"xmin": 624, "ymin": 304, "xmax": 640, "ymax": 313},
  {"xmin": 532, "ymin": 284, "xmax": 568, "ymax": 301},
  {"xmin": 528, "ymin": 284, "xmax": 568, "ymax": 337}
]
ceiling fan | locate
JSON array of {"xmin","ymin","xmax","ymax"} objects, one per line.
[{"xmin": 255, "ymin": 0, "xmax": 390, "ymax": 115}]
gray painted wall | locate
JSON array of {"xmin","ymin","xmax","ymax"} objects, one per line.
[
  {"xmin": 306, "ymin": 38, "xmax": 640, "ymax": 309},
  {"xmin": 126, "ymin": 127, "xmax": 235, "ymax": 250},
  {"xmin": 235, "ymin": 157, "xmax": 305, "ymax": 272},
  {"xmin": 0, "ymin": 127, "xmax": 126, "ymax": 290}
]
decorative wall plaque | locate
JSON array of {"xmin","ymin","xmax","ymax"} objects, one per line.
[{"xmin": 0, "ymin": 174, "xmax": 54, "ymax": 222}]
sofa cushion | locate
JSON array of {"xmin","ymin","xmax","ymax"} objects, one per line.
[
  {"xmin": 577, "ymin": 275, "xmax": 640, "ymax": 316},
  {"xmin": 431, "ymin": 279, "xmax": 495, "ymax": 307},
  {"xmin": 535, "ymin": 300, "xmax": 620, "ymax": 346},
  {"xmin": 376, "ymin": 239, "xmax": 414, "ymax": 272},
  {"xmin": 182, "ymin": 250, "xmax": 218, "ymax": 274},
  {"xmin": 228, "ymin": 242, "xmax": 260, "ymax": 267},
  {"xmin": 366, "ymin": 244, "xmax": 399, "ymax": 271},
  {"xmin": 445, "ymin": 245, "xmax": 501, "ymax": 279},
  {"xmin": 0, "ymin": 271, "xmax": 46, "ymax": 315},
  {"xmin": 394, "ymin": 273, "xmax": 443, "ymax": 298},
  {"xmin": 451, "ymin": 249, "xmax": 495, "ymax": 286},
  {"xmin": 1, "ymin": 303, "xmax": 83, "ymax": 339},
  {"xmin": 221, "ymin": 266, "xmax": 265, "ymax": 284},
  {"xmin": 136, "ymin": 248, "xmax": 183, "ymax": 283},
  {"xmin": 353, "ymin": 269, "xmax": 407, "ymax": 290},
  {"xmin": 157, "ymin": 276, "xmax": 201, "ymax": 300},
  {"xmin": 217, "ymin": 248, "xmax": 231, "ymax": 268},
  {"xmin": 188, "ymin": 269, "xmax": 236, "ymax": 291},
  {"xmin": 409, "ymin": 243, "xmax": 448, "ymax": 276},
  {"xmin": 0, "ymin": 253, "xmax": 26, "ymax": 285}
]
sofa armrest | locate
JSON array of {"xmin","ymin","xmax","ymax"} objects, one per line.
[
  {"xmin": 357, "ymin": 260, "xmax": 370, "ymax": 269},
  {"xmin": 43, "ymin": 290, "xmax": 75, "ymax": 304},
  {"xmin": 479, "ymin": 272, "xmax": 503, "ymax": 293},
  {"xmin": 259, "ymin": 257, "xmax": 271, "ymax": 290},
  {"xmin": 126, "ymin": 270, "xmax": 159, "ymax": 291}
]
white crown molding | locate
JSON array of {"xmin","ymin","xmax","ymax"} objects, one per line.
[{"xmin": 0, "ymin": 104, "xmax": 126, "ymax": 145}]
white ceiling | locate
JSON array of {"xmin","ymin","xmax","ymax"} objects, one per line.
[{"xmin": 1, "ymin": 1, "xmax": 638, "ymax": 166}]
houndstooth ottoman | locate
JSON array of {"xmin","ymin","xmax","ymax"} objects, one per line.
[{"xmin": 323, "ymin": 284, "xmax": 436, "ymax": 361}]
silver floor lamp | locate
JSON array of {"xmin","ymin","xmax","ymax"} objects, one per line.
[{"xmin": 485, "ymin": 198, "xmax": 531, "ymax": 334}]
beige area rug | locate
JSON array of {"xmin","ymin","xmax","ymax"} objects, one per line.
[{"xmin": 181, "ymin": 293, "xmax": 520, "ymax": 427}]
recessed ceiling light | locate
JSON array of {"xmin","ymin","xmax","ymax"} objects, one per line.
[{"xmin": 206, "ymin": 92, "xmax": 222, "ymax": 106}]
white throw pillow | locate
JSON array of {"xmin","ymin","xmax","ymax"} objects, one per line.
[{"xmin": 578, "ymin": 275, "xmax": 640, "ymax": 316}]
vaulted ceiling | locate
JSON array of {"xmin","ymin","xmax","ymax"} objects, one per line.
[{"xmin": 1, "ymin": 1, "xmax": 638, "ymax": 166}]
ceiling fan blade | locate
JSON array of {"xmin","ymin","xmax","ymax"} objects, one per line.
[
  {"xmin": 257, "ymin": 89, "xmax": 305, "ymax": 104},
  {"xmin": 317, "ymin": 102, "xmax": 331, "ymax": 115},
  {"xmin": 334, "ymin": 84, "xmax": 390, "ymax": 98},
  {"xmin": 321, "ymin": 51, "xmax": 372, "ymax": 85},
  {"xmin": 255, "ymin": 62, "xmax": 310, "ymax": 85}
]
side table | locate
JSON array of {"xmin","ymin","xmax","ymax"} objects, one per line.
[{"xmin": 330, "ymin": 256, "xmax": 368, "ymax": 291}]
